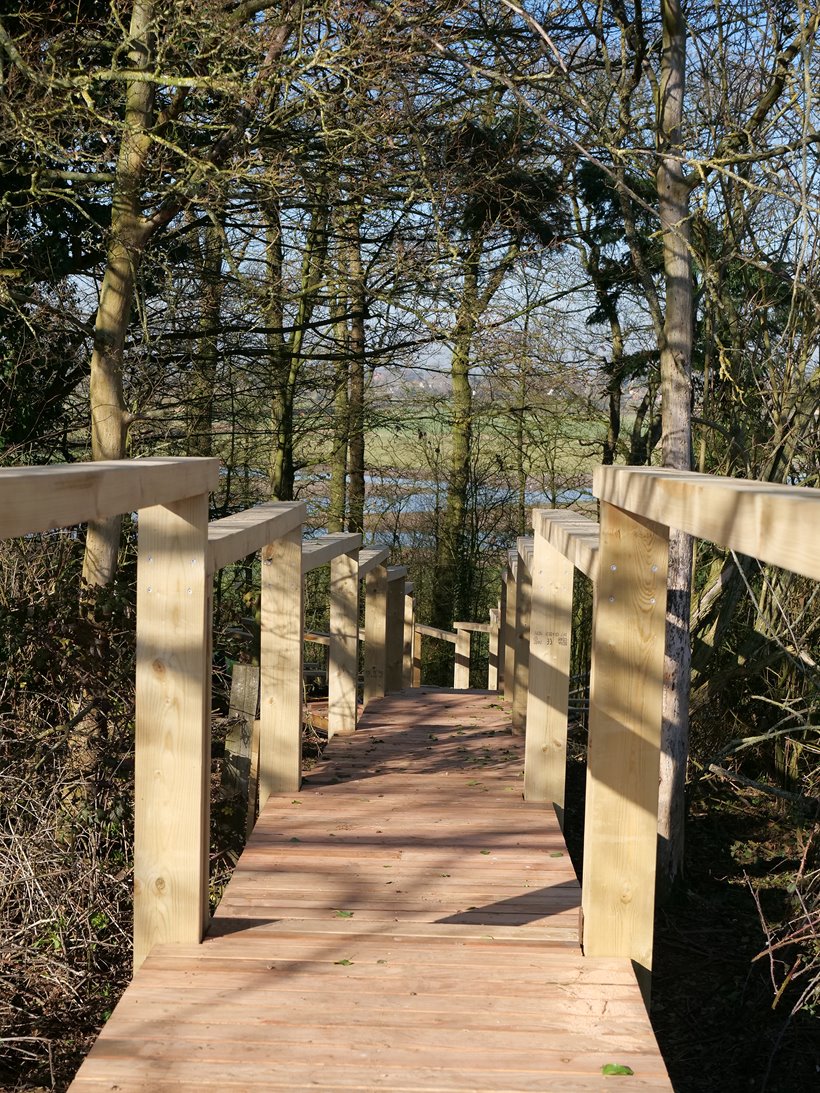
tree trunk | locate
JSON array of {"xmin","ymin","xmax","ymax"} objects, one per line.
[
  {"xmin": 188, "ymin": 208, "xmax": 224, "ymax": 458},
  {"xmin": 268, "ymin": 195, "xmax": 328, "ymax": 500},
  {"xmin": 657, "ymin": 0, "xmax": 693, "ymax": 894},
  {"xmin": 328, "ymin": 288, "xmax": 349, "ymax": 533},
  {"xmin": 82, "ymin": 1, "xmax": 155, "ymax": 587},
  {"xmin": 346, "ymin": 214, "xmax": 366, "ymax": 535}
]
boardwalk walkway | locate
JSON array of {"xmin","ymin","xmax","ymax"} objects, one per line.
[{"xmin": 70, "ymin": 690, "xmax": 671, "ymax": 1091}]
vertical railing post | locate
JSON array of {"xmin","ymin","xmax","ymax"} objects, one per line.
[
  {"xmin": 524, "ymin": 521, "xmax": 574, "ymax": 809},
  {"xmin": 402, "ymin": 584, "xmax": 414, "ymax": 688},
  {"xmin": 503, "ymin": 555, "xmax": 517, "ymax": 700},
  {"xmin": 134, "ymin": 493, "xmax": 210, "ymax": 970},
  {"xmin": 454, "ymin": 627, "xmax": 470, "ymax": 688},
  {"xmin": 328, "ymin": 548, "xmax": 359, "ymax": 737},
  {"xmin": 497, "ymin": 583, "xmax": 507, "ymax": 693},
  {"xmin": 411, "ymin": 623, "xmax": 422, "ymax": 687},
  {"xmin": 488, "ymin": 607, "xmax": 500, "ymax": 691},
  {"xmin": 363, "ymin": 563, "xmax": 388, "ymax": 705},
  {"xmin": 511, "ymin": 538, "xmax": 532, "ymax": 734},
  {"xmin": 385, "ymin": 568, "xmax": 405, "ymax": 692},
  {"xmin": 259, "ymin": 523, "xmax": 304, "ymax": 798},
  {"xmin": 581, "ymin": 501, "xmax": 668, "ymax": 1003}
]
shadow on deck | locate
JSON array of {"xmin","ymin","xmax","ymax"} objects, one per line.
[{"xmin": 69, "ymin": 689, "xmax": 671, "ymax": 1091}]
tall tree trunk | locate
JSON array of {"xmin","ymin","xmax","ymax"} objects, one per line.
[
  {"xmin": 433, "ymin": 235, "xmax": 480, "ymax": 630},
  {"xmin": 188, "ymin": 207, "xmax": 224, "ymax": 458},
  {"xmin": 82, "ymin": 1, "xmax": 154, "ymax": 587},
  {"xmin": 328, "ymin": 288, "xmax": 349, "ymax": 533},
  {"xmin": 268, "ymin": 194, "xmax": 328, "ymax": 500},
  {"xmin": 346, "ymin": 214, "xmax": 366, "ymax": 535},
  {"xmin": 657, "ymin": 0, "xmax": 693, "ymax": 894}
]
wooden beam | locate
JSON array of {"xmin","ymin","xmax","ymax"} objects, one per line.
[
  {"xmin": 357, "ymin": 546, "xmax": 390, "ymax": 578},
  {"xmin": 454, "ymin": 628, "xmax": 471, "ymax": 689},
  {"xmin": 412, "ymin": 623, "xmax": 422, "ymax": 687},
  {"xmin": 301, "ymin": 532, "xmax": 362, "ymax": 575},
  {"xmin": 415, "ymin": 622, "xmax": 458, "ymax": 644},
  {"xmin": 328, "ymin": 549, "xmax": 359, "ymax": 737},
  {"xmin": 259, "ymin": 525, "xmax": 304, "ymax": 798},
  {"xmin": 363, "ymin": 564, "xmax": 388, "ymax": 706},
  {"xmin": 488, "ymin": 608, "xmax": 500, "ymax": 690},
  {"xmin": 534, "ymin": 509, "xmax": 600, "ymax": 582},
  {"xmin": 595, "ymin": 465, "xmax": 820, "ymax": 581},
  {"xmin": 502, "ymin": 560, "xmax": 516, "ymax": 699},
  {"xmin": 452, "ymin": 620, "xmax": 493, "ymax": 633},
  {"xmin": 511, "ymin": 537, "xmax": 533, "ymax": 735},
  {"xmin": 582, "ymin": 501, "xmax": 669, "ymax": 1003},
  {"xmin": 208, "ymin": 501, "xmax": 306, "ymax": 575},
  {"xmin": 133, "ymin": 492, "xmax": 211, "ymax": 970},
  {"xmin": 385, "ymin": 569, "xmax": 405, "ymax": 692},
  {"xmin": 524, "ymin": 521, "xmax": 574, "ymax": 808},
  {"xmin": 304, "ymin": 631, "xmax": 330, "ymax": 646},
  {"xmin": 497, "ymin": 581, "xmax": 507, "ymax": 692},
  {"xmin": 402, "ymin": 591, "xmax": 415, "ymax": 688},
  {"xmin": 0, "ymin": 457, "xmax": 219, "ymax": 540}
]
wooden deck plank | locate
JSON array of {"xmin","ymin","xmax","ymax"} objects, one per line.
[{"xmin": 70, "ymin": 690, "xmax": 670, "ymax": 1092}]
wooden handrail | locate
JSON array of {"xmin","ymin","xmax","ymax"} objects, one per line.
[
  {"xmin": 595, "ymin": 466, "xmax": 820, "ymax": 580},
  {"xmin": 207, "ymin": 501, "xmax": 305, "ymax": 574},
  {"xmin": 301, "ymin": 532, "xmax": 362, "ymax": 574},
  {"xmin": 0, "ymin": 457, "xmax": 219, "ymax": 538}
]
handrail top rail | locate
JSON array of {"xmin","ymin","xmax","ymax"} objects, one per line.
[
  {"xmin": 452, "ymin": 620, "xmax": 494, "ymax": 633},
  {"xmin": 514, "ymin": 536, "xmax": 535, "ymax": 571},
  {"xmin": 385, "ymin": 564, "xmax": 408, "ymax": 582},
  {"xmin": 595, "ymin": 466, "xmax": 820, "ymax": 581},
  {"xmin": 0, "ymin": 457, "xmax": 219, "ymax": 540},
  {"xmin": 415, "ymin": 622, "xmax": 458, "ymax": 644},
  {"xmin": 358, "ymin": 546, "xmax": 390, "ymax": 577},
  {"xmin": 533, "ymin": 508, "xmax": 600, "ymax": 582},
  {"xmin": 301, "ymin": 532, "xmax": 362, "ymax": 574},
  {"xmin": 208, "ymin": 500, "xmax": 306, "ymax": 574}
]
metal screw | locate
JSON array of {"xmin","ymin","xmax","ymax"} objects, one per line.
[
  {"xmin": 187, "ymin": 588, "xmax": 192, "ymax": 595},
  {"xmin": 650, "ymin": 597, "xmax": 656, "ymax": 605},
  {"xmin": 147, "ymin": 555, "xmax": 153, "ymax": 563},
  {"xmin": 610, "ymin": 564, "xmax": 617, "ymax": 572},
  {"xmin": 651, "ymin": 564, "xmax": 658, "ymax": 573},
  {"xmin": 608, "ymin": 595, "xmax": 615, "ymax": 603},
  {"xmin": 147, "ymin": 586, "xmax": 152, "ymax": 593}
]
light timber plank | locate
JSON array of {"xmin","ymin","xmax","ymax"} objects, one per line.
[
  {"xmin": 207, "ymin": 501, "xmax": 306, "ymax": 574},
  {"xmin": 524, "ymin": 523, "xmax": 574, "ymax": 807},
  {"xmin": 582, "ymin": 502, "xmax": 669, "ymax": 1002},
  {"xmin": 328, "ymin": 550, "xmax": 358, "ymax": 737},
  {"xmin": 385, "ymin": 568, "xmax": 406, "ymax": 692},
  {"xmin": 488, "ymin": 608, "xmax": 500, "ymax": 690},
  {"xmin": 259, "ymin": 525, "xmax": 304, "ymax": 798},
  {"xmin": 595, "ymin": 465, "xmax": 820, "ymax": 580},
  {"xmin": 0, "ymin": 457, "xmax": 219, "ymax": 540},
  {"xmin": 301, "ymin": 532, "xmax": 362, "ymax": 575},
  {"xmin": 534, "ymin": 508, "xmax": 600, "ymax": 583},
  {"xmin": 133, "ymin": 493, "xmax": 211, "ymax": 970},
  {"xmin": 415, "ymin": 622, "xmax": 458, "ymax": 644},
  {"xmin": 503, "ymin": 560, "xmax": 516, "ymax": 699},
  {"xmin": 511, "ymin": 537, "xmax": 533, "ymax": 734},
  {"xmin": 402, "ymin": 592, "xmax": 415, "ymax": 688},
  {"xmin": 363, "ymin": 564, "xmax": 388, "ymax": 705},
  {"xmin": 412, "ymin": 624, "xmax": 422, "ymax": 686},
  {"xmin": 357, "ymin": 545, "xmax": 390, "ymax": 577},
  {"xmin": 454, "ymin": 628, "xmax": 471, "ymax": 688},
  {"xmin": 452, "ymin": 620, "xmax": 493, "ymax": 633}
]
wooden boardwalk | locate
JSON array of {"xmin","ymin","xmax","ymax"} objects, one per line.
[{"xmin": 70, "ymin": 690, "xmax": 671, "ymax": 1091}]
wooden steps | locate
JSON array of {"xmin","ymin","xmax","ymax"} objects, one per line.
[{"xmin": 70, "ymin": 690, "xmax": 671, "ymax": 1091}]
